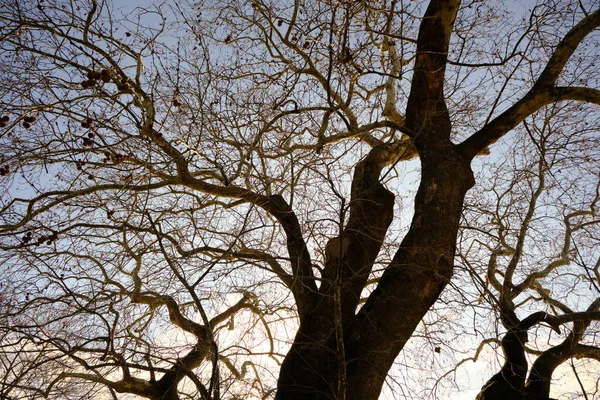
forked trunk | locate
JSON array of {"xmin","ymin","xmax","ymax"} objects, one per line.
[{"xmin": 276, "ymin": 145, "xmax": 474, "ymax": 400}]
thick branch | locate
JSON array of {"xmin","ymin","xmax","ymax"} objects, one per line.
[
  {"xmin": 45, "ymin": 373, "xmax": 157, "ymax": 399},
  {"xmin": 526, "ymin": 299, "xmax": 600, "ymax": 399},
  {"xmin": 553, "ymin": 86, "xmax": 600, "ymax": 104},
  {"xmin": 460, "ymin": 8, "xmax": 600, "ymax": 158},
  {"xmin": 277, "ymin": 143, "xmax": 398, "ymax": 399},
  {"xmin": 131, "ymin": 292, "xmax": 206, "ymax": 338},
  {"xmin": 535, "ymin": 9, "xmax": 600, "ymax": 87},
  {"xmin": 476, "ymin": 312, "xmax": 560, "ymax": 400},
  {"xmin": 321, "ymin": 144, "xmax": 398, "ymax": 317},
  {"xmin": 573, "ymin": 344, "xmax": 600, "ymax": 362},
  {"xmin": 405, "ymin": 0, "xmax": 461, "ymax": 135},
  {"xmin": 346, "ymin": 148, "xmax": 474, "ymax": 399}
]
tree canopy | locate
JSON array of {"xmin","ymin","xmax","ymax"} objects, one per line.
[{"xmin": 0, "ymin": 0, "xmax": 600, "ymax": 399}]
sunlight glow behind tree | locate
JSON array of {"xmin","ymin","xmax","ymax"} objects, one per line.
[{"xmin": 0, "ymin": 0, "xmax": 600, "ymax": 399}]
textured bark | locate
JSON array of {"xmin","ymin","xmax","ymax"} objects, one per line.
[
  {"xmin": 276, "ymin": 146, "xmax": 397, "ymax": 400},
  {"xmin": 276, "ymin": 1, "xmax": 467, "ymax": 398},
  {"xmin": 344, "ymin": 146, "xmax": 474, "ymax": 400},
  {"xmin": 275, "ymin": 1, "xmax": 600, "ymax": 399},
  {"xmin": 153, "ymin": 387, "xmax": 180, "ymax": 400},
  {"xmin": 276, "ymin": 143, "xmax": 473, "ymax": 400}
]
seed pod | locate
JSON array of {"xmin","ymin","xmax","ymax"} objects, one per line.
[{"xmin": 117, "ymin": 84, "xmax": 133, "ymax": 94}]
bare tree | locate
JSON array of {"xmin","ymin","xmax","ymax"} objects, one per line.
[
  {"xmin": 0, "ymin": 0, "xmax": 599, "ymax": 399},
  {"xmin": 455, "ymin": 102, "xmax": 600, "ymax": 400}
]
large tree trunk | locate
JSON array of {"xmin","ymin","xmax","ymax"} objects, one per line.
[
  {"xmin": 276, "ymin": 145, "xmax": 399, "ymax": 400},
  {"xmin": 276, "ymin": 144, "xmax": 474, "ymax": 400},
  {"xmin": 276, "ymin": 0, "xmax": 470, "ymax": 398},
  {"xmin": 343, "ymin": 147, "xmax": 474, "ymax": 400}
]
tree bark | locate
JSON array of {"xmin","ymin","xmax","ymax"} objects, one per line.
[
  {"xmin": 343, "ymin": 146, "xmax": 474, "ymax": 400},
  {"xmin": 276, "ymin": 144, "xmax": 474, "ymax": 400},
  {"xmin": 276, "ymin": 1, "xmax": 470, "ymax": 398},
  {"xmin": 276, "ymin": 145, "xmax": 397, "ymax": 400}
]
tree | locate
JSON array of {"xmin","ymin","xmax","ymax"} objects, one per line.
[
  {"xmin": 460, "ymin": 103, "xmax": 600, "ymax": 400},
  {"xmin": 0, "ymin": 0, "xmax": 599, "ymax": 399}
]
